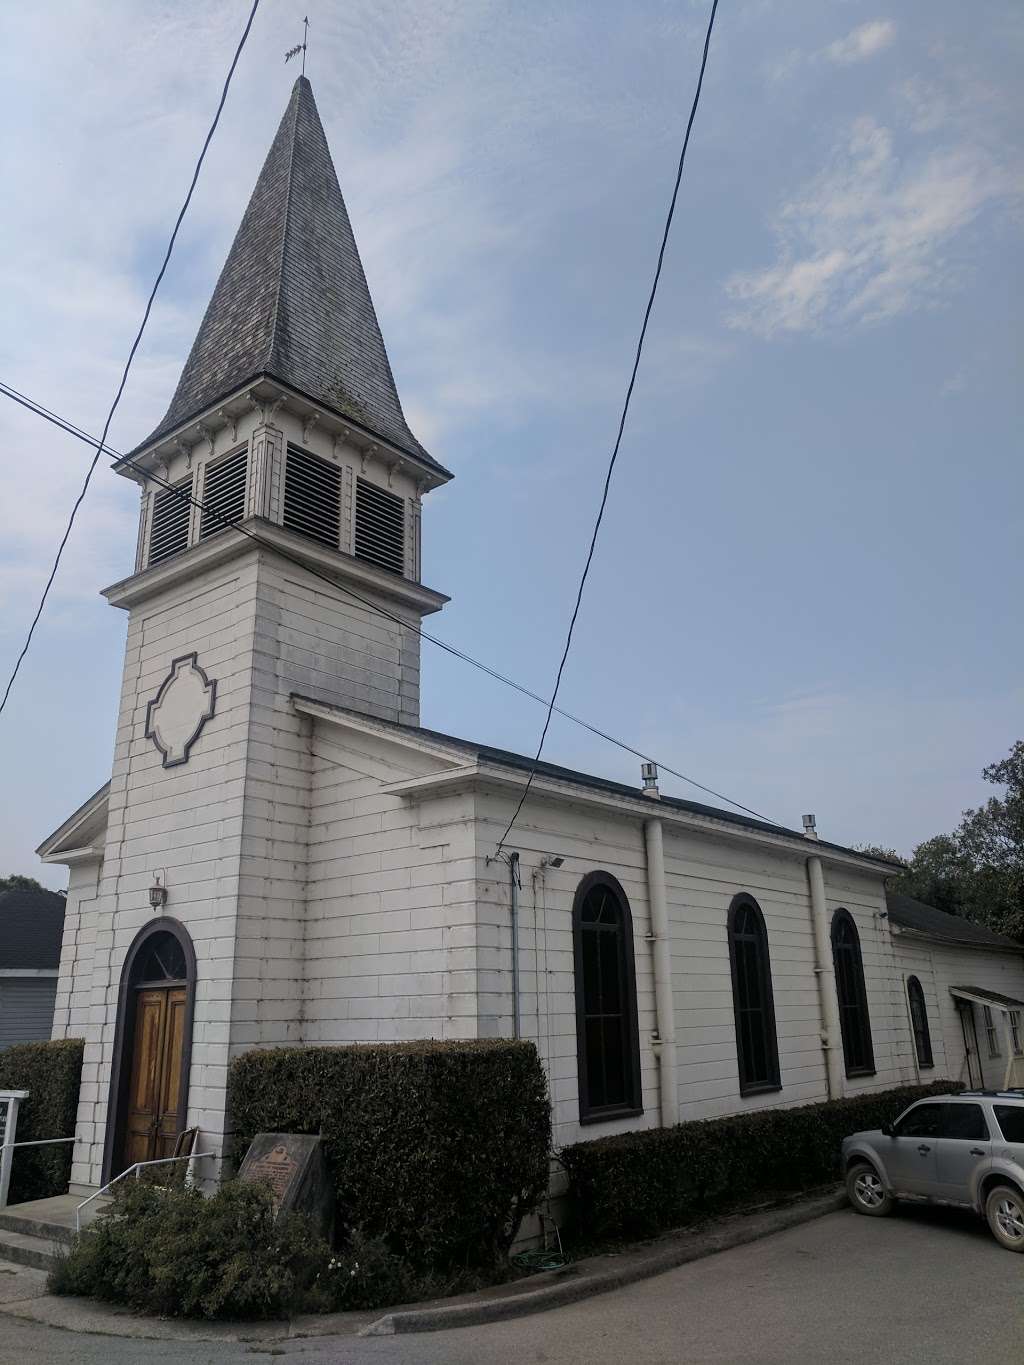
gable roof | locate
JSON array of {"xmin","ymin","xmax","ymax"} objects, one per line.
[
  {"xmin": 133, "ymin": 77, "xmax": 444, "ymax": 475},
  {"xmin": 293, "ymin": 695, "xmax": 903, "ymax": 873},
  {"xmin": 886, "ymin": 890, "xmax": 1022, "ymax": 952},
  {"xmin": 0, "ymin": 889, "xmax": 66, "ymax": 970}
]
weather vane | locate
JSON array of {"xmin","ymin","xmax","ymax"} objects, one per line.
[{"xmin": 285, "ymin": 16, "xmax": 309, "ymax": 76}]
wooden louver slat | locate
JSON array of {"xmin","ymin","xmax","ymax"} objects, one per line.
[
  {"xmin": 199, "ymin": 447, "xmax": 249, "ymax": 540},
  {"xmin": 148, "ymin": 477, "xmax": 193, "ymax": 565},
  {"xmin": 283, "ymin": 445, "xmax": 341, "ymax": 550},
  {"xmin": 355, "ymin": 476, "xmax": 404, "ymax": 575}
]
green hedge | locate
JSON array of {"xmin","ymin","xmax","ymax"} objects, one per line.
[
  {"xmin": 228, "ymin": 1039, "xmax": 551, "ymax": 1269},
  {"xmin": 562, "ymin": 1080, "xmax": 955, "ymax": 1242},
  {"xmin": 0, "ymin": 1038, "xmax": 84, "ymax": 1204}
]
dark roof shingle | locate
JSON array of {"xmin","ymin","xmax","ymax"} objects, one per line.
[
  {"xmin": 0, "ymin": 889, "xmax": 66, "ymax": 970},
  {"xmin": 134, "ymin": 77, "xmax": 444, "ymax": 474},
  {"xmin": 886, "ymin": 890, "xmax": 1022, "ymax": 952}
]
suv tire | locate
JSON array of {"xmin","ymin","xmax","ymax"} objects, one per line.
[
  {"xmin": 846, "ymin": 1161, "xmax": 893, "ymax": 1217},
  {"xmin": 985, "ymin": 1184, "xmax": 1024, "ymax": 1252}
]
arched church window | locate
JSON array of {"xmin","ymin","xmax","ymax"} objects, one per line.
[
  {"xmin": 831, "ymin": 910, "xmax": 875, "ymax": 1077},
  {"xmin": 727, "ymin": 894, "xmax": 781, "ymax": 1094},
  {"xmin": 573, "ymin": 872, "xmax": 642, "ymax": 1123},
  {"xmin": 906, "ymin": 977, "xmax": 934, "ymax": 1069}
]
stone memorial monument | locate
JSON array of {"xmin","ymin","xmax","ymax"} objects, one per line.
[{"xmin": 238, "ymin": 1132, "xmax": 334, "ymax": 1242}]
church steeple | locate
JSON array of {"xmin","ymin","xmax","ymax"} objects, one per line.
[{"xmin": 135, "ymin": 77, "xmax": 441, "ymax": 474}]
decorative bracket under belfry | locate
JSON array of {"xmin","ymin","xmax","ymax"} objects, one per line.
[
  {"xmin": 145, "ymin": 653, "xmax": 217, "ymax": 768},
  {"xmin": 301, "ymin": 413, "xmax": 320, "ymax": 445}
]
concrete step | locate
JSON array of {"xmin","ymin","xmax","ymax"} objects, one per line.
[
  {"xmin": 0, "ymin": 1227, "xmax": 63, "ymax": 1271},
  {"xmin": 0, "ymin": 1192, "xmax": 110, "ymax": 1245}
]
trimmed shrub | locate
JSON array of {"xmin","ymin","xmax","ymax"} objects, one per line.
[
  {"xmin": 49, "ymin": 1179, "xmax": 327, "ymax": 1320},
  {"xmin": 0, "ymin": 1038, "xmax": 83, "ymax": 1203},
  {"xmin": 562, "ymin": 1080, "xmax": 956, "ymax": 1242},
  {"xmin": 228, "ymin": 1039, "xmax": 551, "ymax": 1269}
]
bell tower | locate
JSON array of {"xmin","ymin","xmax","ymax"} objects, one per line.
[{"xmin": 66, "ymin": 77, "xmax": 451, "ymax": 1190}]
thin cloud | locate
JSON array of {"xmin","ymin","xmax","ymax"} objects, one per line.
[
  {"xmin": 725, "ymin": 117, "xmax": 1020, "ymax": 337},
  {"xmin": 824, "ymin": 20, "xmax": 896, "ymax": 66}
]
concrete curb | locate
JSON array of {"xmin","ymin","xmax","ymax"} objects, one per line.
[
  {"xmin": 0, "ymin": 1188, "xmax": 846, "ymax": 1341},
  {"xmin": 360, "ymin": 1189, "xmax": 847, "ymax": 1336}
]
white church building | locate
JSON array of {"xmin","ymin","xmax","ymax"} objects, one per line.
[{"xmin": 37, "ymin": 77, "xmax": 1024, "ymax": 1197}]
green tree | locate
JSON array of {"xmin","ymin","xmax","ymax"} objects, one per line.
[
  {"xmin": 860, "ymin": 741, "xmax": 1024, "ymax": 942},
  {"xmin": 0, "ymin": 873, "xmax": 47, "ymax": 894}
]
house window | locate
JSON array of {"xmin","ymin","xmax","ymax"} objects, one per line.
[
  {"xmin": 355, "ymin": 476, "xmax": 405, "ymax": 575},
  {"xmin": 148, "ymin": 476, "xmax": 193, "ymax": 565},
  {"xmin": 831, "ymin": 910, "xmax": 875, "ymax": 1077},
  {"xmin": 573, "ymin": 871, "xmax": 642, "ymax": 1123},
  {"xmin": 1011, "ymin": 1010, "xmax": 1023, "ymax": 1057},
  {"xmin": 283, "ymin": 445, "xmax": 341, "ymax": 550},
  {"xmin": 983, "ymin": 1006, "xmax": 1001, "ymax": 1059},
  {"xmin": 727, "ymin": 894, "xmax": 781, "ymax": 1094},
  {"xmin": 199, "ymin": 446, "xmax": 249, "ymax": 539},
  {"xmin": 906, "ymin": 976, "xmax": 933, "ymax": 1070}
]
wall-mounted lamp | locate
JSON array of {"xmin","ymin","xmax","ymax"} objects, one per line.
[
  {"xmin": 149, "ymin": 874, "xmax": 168, "ymax": 911},
  {"xmin": 538, "ymin": 855, "xmax": 565, "ymax": 870}
]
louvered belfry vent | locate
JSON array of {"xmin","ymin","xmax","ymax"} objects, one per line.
[
  {"xmin": 148, "ymin": 477, "xmax": 193, "ymax": 565},
  {"xmin": 355, "ymin": 476, "xmax": 405, "ymax": 576},
  {"xmin": 283, "ymin": 445, "xmax": 341, "ymax": 550},
  {"xmin": 199, "ymin": 447, "xmax": 249, "ymax": 540}
]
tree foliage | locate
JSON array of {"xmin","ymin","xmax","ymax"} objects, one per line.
[
  {"xmin": 0, "ymin": 873, "xmax": 48, "ymax": 893},
  {"xmin": 859, "ymin": 740, "xmax": 1024, "ymax": 943}
]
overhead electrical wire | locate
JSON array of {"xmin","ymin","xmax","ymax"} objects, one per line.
[
  {"xmin": 0, "ymin": 376, "xmax": 791, "ymax": 833},
  {"xmin": 494, "ymin": 0, "xmax": 721, "ymax": 854},
  {"xmin": 0, "ymin": 0, "xmax": 261, "ymax": 718}
]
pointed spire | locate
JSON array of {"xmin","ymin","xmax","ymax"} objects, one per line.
[{"xmin": 138, "ymin": 77, "xmax": 440, "ymax": 472}]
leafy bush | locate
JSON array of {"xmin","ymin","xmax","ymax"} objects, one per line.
[
  {"xmin": 228, "ymin": 1039, "xmax": 551, "ymax": 1269},
  {"xmin": 562, "ymin": 1080, "xmax": 956, "ymax": 1242},
  {"xmin": 49, "ymin": 1180, "xmax": 328, "ymax": 1319},
  {"xmin": 0, "ymin": 1038, "xmax": 83, "ymax": 1203}
]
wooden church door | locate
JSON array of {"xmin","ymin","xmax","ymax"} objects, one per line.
[{"xmin": 123, "ymin": 985, "xmax": 187, "ymax": 1167}]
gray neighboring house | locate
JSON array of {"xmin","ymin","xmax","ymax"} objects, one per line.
[{"xmin": 0, "ymin": 889, "xmax": 66, "ymax": 1049}]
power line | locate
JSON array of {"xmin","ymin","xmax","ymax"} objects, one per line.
[
  {"xmin": 0, "ymin": 0, "xmax": 261, "ymax": 718},
  {"xmin": 495, "ymin": 0, "xmax": 721, "ymax": 853},
  {"xmin": 0, "ymin": 376, "xmax": 790, "ymax": 832}
]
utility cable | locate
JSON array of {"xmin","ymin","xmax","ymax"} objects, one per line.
[
  {"xmin": 0, "ymin": 375, "xmax": 791, "ymax": 833},
  {"xmin": 495, "ymin": 0, "xmax": 721, "ymax": 853},
  {"xmin": 0, "ymin": 0, "xmax": 261, "ymax": 717}
]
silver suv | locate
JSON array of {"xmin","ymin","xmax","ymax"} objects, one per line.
[{"xmin": 842, "ymin": 1091, "xmax": 1024, "ymax": 1252}]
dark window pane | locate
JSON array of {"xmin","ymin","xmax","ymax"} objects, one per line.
[
  {"xmin": 941, "ymin": 1104, "xmax": 988, "ymax": 1141},
  {"xmin": 832, "ymin": 912, "xmax": 874, "ymax": 1076},
  {"xmin": 994, "ymin": 1106, "xmax": 1024, "ymax": 1143},
  {"xmin": 896, "ymin": 1103, "xmax": 944, "ymax": 1138},
  {"xmin": 729, "ymin": 896, "xmax": 780, "ymax": 1092},
  {"xmin": 574, "ymin": 877, "xmax": 639, "ymax": 1118}
]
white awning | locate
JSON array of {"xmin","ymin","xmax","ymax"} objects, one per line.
[{"xmin": 950, "ymin": 985, "xmax": 1024, "ymax": 1013}]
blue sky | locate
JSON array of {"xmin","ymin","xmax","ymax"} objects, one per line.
[{"xmin": 1, "ymin": 1, "xmax": 1021, "ymax": 888}]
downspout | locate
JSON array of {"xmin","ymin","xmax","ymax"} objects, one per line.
[
  {"xmin": 643, "ymin": 816, "xmax": 679, "ymax": 1127},
  {"xmin": 804, "ymin": 819, "xmax": 843, "ymax": 1101},
  {"xmin": 509, "ymin": 851, "xmax": 521, "ymax": 1040}
]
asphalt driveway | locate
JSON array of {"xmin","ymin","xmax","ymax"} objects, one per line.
[{"xmin": 1, "ymin": 1204, "xmax": 1021, "ymax": 1365}]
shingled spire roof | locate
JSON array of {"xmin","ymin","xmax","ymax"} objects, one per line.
[{"xmin": 136, "ymin": 77, "xmax": 442, "ymax": 472}]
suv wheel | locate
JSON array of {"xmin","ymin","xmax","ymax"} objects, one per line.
[
  {"xmin": 846, "ymin": 1161, "xmax": 893, "ymax": 1217},
  {"xmin": 985, "ymin": 1184, "xmax": 1024, "ymax": 1252}
]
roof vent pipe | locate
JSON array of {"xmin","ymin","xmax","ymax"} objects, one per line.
[
  {"xmin": 802, "ymin": 813, "xmax": 818, "ymax": 840},
  {"xmin": 641, "ymin": 762, "xmax": 660, "ymax": 799}
]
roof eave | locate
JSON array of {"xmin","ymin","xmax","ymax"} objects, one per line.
[
  {"xmin": 890, "ymin": 922, "xmax": 1024, "ymax": 955},
  {"xmin": 117, "ymin": 375, "xmax": 451, "ymax": 489}
]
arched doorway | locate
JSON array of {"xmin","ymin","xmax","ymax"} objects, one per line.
[{"xmin": 103, "ymin": 918, "xmax": 196, "ymax": 1182}]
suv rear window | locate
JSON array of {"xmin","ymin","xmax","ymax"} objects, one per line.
[{"xmin": 994, "ymin": 1105, "xmax": 1024, "ymax": 1143}]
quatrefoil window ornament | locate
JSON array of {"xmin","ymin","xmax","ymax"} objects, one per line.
[{"xmin": 145, "ymin": 653, "xmax": 217, "ymax": 768}]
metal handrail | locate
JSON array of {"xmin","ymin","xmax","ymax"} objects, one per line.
[
  {"xmin": 75, "ymin": 1151, "xmax": 217, "ymax": 1232},
  {"xmin": 8, "ymin": 1137, "xmax": 76, "ymax": 1149}
]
